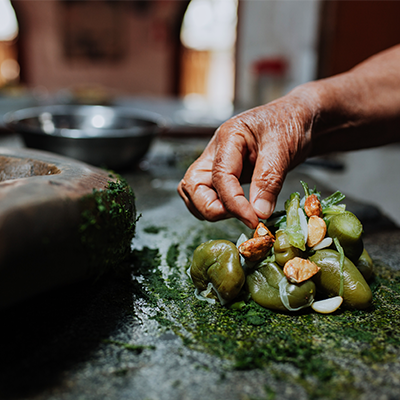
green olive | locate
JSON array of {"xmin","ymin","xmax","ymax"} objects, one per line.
[
  {"xmin": 246, "ymin": 262, "xmax": 284, "ymax": 311},
  {"xmin": 310, "ymin": 249, "xmax": 372, "ymax": 309},
  {"xmin": 327, "ymin": 211, "xmax": 364, "ymax": 262},
  {"xmin": 190, "ymin": 240, "xmax": 245, "ymax": 303},
  {"xmin": 356, "ymin": 248, "xmax": 374, "ymax": 282},
  {"xmin": 283, "ymin": 279, "xmax": 316, "ymax": 311},
  {"xmin": 246, "ymin": 261, "xmax": 316, "ymax": 311},
  {"xmin": 273, "ymin": 230, "xmax": 304, "ymax": 266}
]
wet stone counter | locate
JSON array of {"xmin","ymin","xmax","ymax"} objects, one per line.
[{"xmin": 1, "ymin": 137, "xmax": 400, "ymax": 400}]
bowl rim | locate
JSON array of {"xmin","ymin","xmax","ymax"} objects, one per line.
[{"xmin": 3, "ymin": 104, "xmax": 167, "ymax": 139}]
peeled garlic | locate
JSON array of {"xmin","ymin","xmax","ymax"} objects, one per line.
[
  {"xmin": 311, "ymin": 296, "xmax": 343, "ymax": 314},
  {"xmin": 298, "ymin": 208, "xmax": 308, "ymax": 243},
  {"xmin": 312, "ymin": 237, "xmax": 333, "ymax": 251}
]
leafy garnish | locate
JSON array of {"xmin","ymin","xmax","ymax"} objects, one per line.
[
  {"xmin": 321, "ymin": 190, "xmax": 346, "ymax": 210},
  {"xmin": 300, "ymin": 180, "xmax": 320, "ymax": 198},
  {"xmin": 334, "ymin": 237, "xmax": 345, "ymax": 297},
  {"xmin": 265, "ymin": 211, "xmax": 286, "ymax": 229},
  {"xmin": 284, "ymin": 192, "xmax": 306, "ymax": 251},
  {"xmin": 300, "ymin": 180, "xmax": 311, "ymax": 197}
]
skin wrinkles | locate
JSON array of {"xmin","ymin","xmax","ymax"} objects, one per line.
[
  {"xmin": 179, "ymin": 93, "xmax": 317, "ymax": 228},
  {"xmin": 251, "ymin": 106, "xmax": 295, "ymax": 218},
  {"xmin": 249, "ymin": 130, "xmax": 289, "ymax": 211},
  {"xmin": 201, "ymin": 191, "xmax": 230, "ymax": 221},
  {"xmin": 251, "ymin": 162, "xmax": 285, "ymax": 201},
  {"xmin": 261, "ymin": 99, "xmax": 313, "ymax": 195},
  {"xmin": 258, "ymin": 101, "xmax": 312, "ymax": 168},
  {"xmin": 212, "ymin": 132, "xmax": 245, "ymax": 187},
  {"xmin": 183, "ymin": 181, "xmax": 228, "ymax": 222},
  {"xmin": 211, "ymin": 121, "xmax": 259, "ymax": 226},
  {"xmin": 179, "ymin": 151, "xmax": 228, "ymax": 221}
]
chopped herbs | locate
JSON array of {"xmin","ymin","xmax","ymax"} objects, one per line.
[
  {"xmin": 129, "ymin": 226, "xmax": 400, "ymax": 400},
  {"xmin": 78, "ymin": 176, "xmax": 137, "ymax": 277},
  {"xmin": 143, "ymin": 225, "xmax": 167, "ymax": 234}
]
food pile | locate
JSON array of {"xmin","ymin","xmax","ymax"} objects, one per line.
[{"xmin": 189, "ymin": 181, "xmax": 373, "ymax": 314}]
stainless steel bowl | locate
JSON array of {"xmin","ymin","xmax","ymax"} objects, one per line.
[{"xmin": 3, "ymin": 105, "xmax": 165, "ymax": 170}]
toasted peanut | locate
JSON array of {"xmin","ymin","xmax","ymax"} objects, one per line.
[
  {"xmin": 307, "ymin": 215, "xmax": 327, "ymax": 247},
  {"xmin": 238, "ymin": 235, "xmax": 275, "ymax": 262},
  {"xmin": 283, "ymin": 257, "xmax": 320, "ymax": 283},
  {"xmin": 253, "ymin": 222, "xmax": 275, "ymax": 239},
  {"xmin": 304, "ymin": 194, "xmax": 322, "ymax": 217}
]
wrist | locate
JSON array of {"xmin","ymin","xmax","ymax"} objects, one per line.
[{"xmin": 300, "ymin": 64, "xmax": 400, "ymax": 155}]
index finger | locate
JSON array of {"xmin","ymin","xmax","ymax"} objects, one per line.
[{"xmin": 212, "ymin": 126, "xmax": 259, "ymax": 228}]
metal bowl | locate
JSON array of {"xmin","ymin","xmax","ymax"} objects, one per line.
[{"xmin": 3, "ymin": 105, "xmax": 165, "ymax": 170}]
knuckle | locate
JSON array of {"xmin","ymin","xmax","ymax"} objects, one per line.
[
  {"xmin": 202, "ymin": 206, "xmax": 228, "ymax": 222},
  {"xmin": 253, "ymin": 169, "xmax": 285, "ymax": 197}
]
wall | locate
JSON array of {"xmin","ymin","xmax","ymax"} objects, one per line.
[
  {"xmin": 318, "ymin": 0, "xmax": 400, "ymax": 78},
  {"xmin": 235, "ymin": 0, "xmax": 321, "ymax": 109},
  {"xmin": 11, "ymin": 0, "xmax": 187, "ymax": 98}
]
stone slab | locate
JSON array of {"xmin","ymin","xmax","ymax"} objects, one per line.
[
  {"xmin": 0, "ymin": 147, "xmax": 134, "ymax": 309},
  {"xmin": 0, "ymin": 139, "xmax": 399, "ymax": 400}
]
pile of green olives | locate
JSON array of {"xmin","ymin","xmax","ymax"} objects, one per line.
[{"xmin": 189, "ymin": 182, "xmax": 373, "ymax": 313}]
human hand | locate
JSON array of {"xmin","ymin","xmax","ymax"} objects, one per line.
[
  {"xmin": 177, "ymin": 88, "xmax": 317, "ymax": 228},
  {"xmin": 179, "ymin": 45, "xmax": 400, "ymax": 228}
]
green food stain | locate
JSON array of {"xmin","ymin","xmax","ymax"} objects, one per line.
[
  {"xmin": 129, "ymin": 226, "xmax": 400, "ymax": 400},
  {"xmin": 166, "ymin": 243, "xmax": 180, "ymax": 269},
  {"xmin": 78, "ymin": 176, "xmax": 137, "ymax": 277},
  {"xmin": 143, "ymin": 225, "xmax": 167, "ymax": 234},
  {"xmin": 103, "ymin": 339, "xmax": 155, "ymax": 354}
]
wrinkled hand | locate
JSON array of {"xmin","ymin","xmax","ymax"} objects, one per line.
[{"xmin": 178, "ymin": 89, "xmax": 317, "ymax": 228}]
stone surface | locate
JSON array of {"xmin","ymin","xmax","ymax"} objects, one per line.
[
  {"xmin": 0, "ymin": 147, "xmax": 133, "ymax": 309},
  {"xmin": 0, "ymin": 138, "xmax": 399, "ymax": 400}
]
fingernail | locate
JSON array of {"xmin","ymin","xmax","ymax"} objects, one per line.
[{"xmin": 254, "ymin": 199, "xmax": 273, "ymax": 217}]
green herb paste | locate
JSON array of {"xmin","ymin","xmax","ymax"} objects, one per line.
[
  {"xmin": 129, "ymin": 223, "xmax": 400, "ymax": 400},
  {"xmin": 79, "ymin": 176, "xmax": 137, "ymax": 277}
]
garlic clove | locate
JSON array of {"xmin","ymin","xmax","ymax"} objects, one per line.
[
  {"xmin": 312, "ymin": 237, "xmax": 333, "ymax": 251},
  {"xmin": 311, "ymin": 296, "xmax": 343, "ymax": 314},
  {"xmin": 298, "ymin": 208, "xmax": 308, "ymax": 243}
]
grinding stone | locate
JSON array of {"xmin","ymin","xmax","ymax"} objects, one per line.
[{"xmin": 0, "ymin": 147, "xmax": 135, "ymax": 309}]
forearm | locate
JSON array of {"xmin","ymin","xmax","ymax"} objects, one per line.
[{"xmin": 300, "ymin": 45, "xmax": 400, "ymax": 156}]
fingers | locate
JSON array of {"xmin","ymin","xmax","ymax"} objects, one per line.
[
  {"xmin": 177, "ymin": 113, "xmax": 287, "ymax": 228},
  {"xmin": 247, "ymin": 99, "xmax": 313, "ymax": 219},
  {"xmin": 178, "ymin": 176, "xmax": 230, "ymax": 222},
  {"xmin": 211, "ymin": 124, "xmax": 260, "ymax": 228},
  {"xmin": 178, "ymin": 92, "xmax": 315, "ymax": 227},
  {"xmin": 177, "ymin": 144, "xmax": 233, "ymax": 223},
  {"xmin": 178, "ymin": 124, "xmax": 259, "ymax": 228},
  {"xmin": 249, "ymin": 155, "xmax": 286, "ymax": 220}
]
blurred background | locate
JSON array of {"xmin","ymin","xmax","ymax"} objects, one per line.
[
  {"xmin": 0, "ymin": 0, "xmax": 399, "ymax": 223},
  {"xmin": 2, "ymin": 0, "xmax": 400, "ymax": 110}
]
